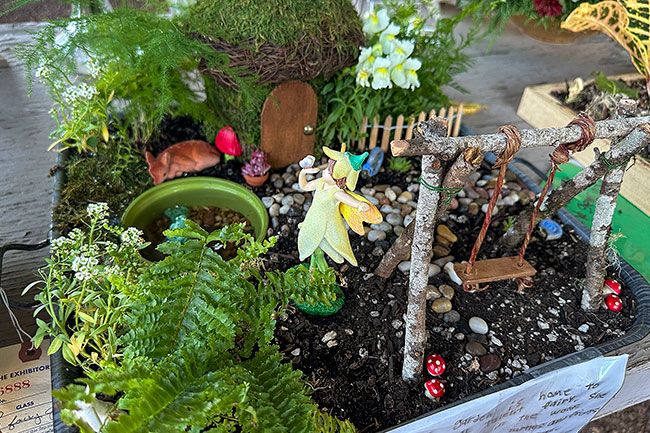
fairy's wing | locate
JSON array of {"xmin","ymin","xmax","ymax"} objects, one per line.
[{"xmin": 340, "ymin": 191, "xmax": 383, "ymax": 236}]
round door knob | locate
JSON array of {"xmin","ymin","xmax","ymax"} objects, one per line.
[{"xmin": 303, "ymin": 124, "xmax": 314, "ymax": 135}]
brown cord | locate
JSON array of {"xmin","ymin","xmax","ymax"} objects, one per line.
[
  {"xmin": 465, "ymin": 125, "xmax": 522, "ymax": 275},
  {"xmin": 517, "ymin": 113, "xmax": 596, "ymax": 265}
]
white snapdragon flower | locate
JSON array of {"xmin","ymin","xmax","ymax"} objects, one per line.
[
  {"xmin": 379, "ymin": 24, "xmax": 400, "ymax": 53},
  {"xmin": 86, "ymin": 202, "xmax": 109, "ymax": 221},
  {"xmin": 363, "ymin": 9, "xmax": 390, "ymax": 35},
  {"xmin": 356, "ymin": 67, "xmax": 371, "ymax": 87},
  {"xmin": 371, "ymin": 57, "xmax": 392, "ymax": 90},
  {"xmin": 403, "ymin": 58, "xmax": 422, "ymax": 90},
  {"xmin": 407, "ymin": 16, "xmax": 424, "ymax": 34},
  {"xmin": 389, "ymin": 39, "xmax": 415, "ymax": 63}
]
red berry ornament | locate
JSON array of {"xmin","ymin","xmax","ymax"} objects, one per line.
[{"xmin": 603, "ymin": 279, "xmax": 622, "ymax": 296}]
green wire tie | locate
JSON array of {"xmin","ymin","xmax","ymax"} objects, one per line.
[{"xmin": 418, "ymin": 177, "xmax": 463, "ymax": 206}]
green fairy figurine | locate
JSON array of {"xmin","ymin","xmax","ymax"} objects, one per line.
[{"xmin": 297, "ymin": 144, "xmax": 383, "ymax": 267}]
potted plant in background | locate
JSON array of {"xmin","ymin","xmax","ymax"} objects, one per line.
[{"xmin": 241, "ymin": 149, "xmax": 271, "ymax": 187}]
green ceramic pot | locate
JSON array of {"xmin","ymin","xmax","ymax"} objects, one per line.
[{"xmin": 122, "ymin": 177, "xmax": 268, "ymax": 241}]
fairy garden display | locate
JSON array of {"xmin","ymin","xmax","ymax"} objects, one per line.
[{"xmin": 9, "ymin": 0, "xmax": 650, "ymax": 432}]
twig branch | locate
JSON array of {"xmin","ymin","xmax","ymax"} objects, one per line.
[
  {"xmin": 374, "ymin": 147, "xmax": 484, "ymax": 278},
  {"xmin": 392, "ymin": 116, "xmax": 650, "ymax": 158},
  {"xmin": 401, "ymin": 119, "xmax": 447, "ymax": 382}
]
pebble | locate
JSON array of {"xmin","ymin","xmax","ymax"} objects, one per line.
[
  {"xmin": 466, "ymin": 341, "xmax": 487, "ymax": 356},
  {"xmin": 293, "ymin": 194, "xmax": 306, "ymax": 205},
  {"xmin": 437, "ymin": 224, "xmax": 457, "ymax": 244},
  {"xmin": 432, "ymin": 298, "xmax": 453, "ymax": 314},
  {"xmin": 374, "ymin": 184, "xmax": 389, "ymax": 192},
  {"xmin": 469, "ymin": 317, "xmax": 489, "ymax": 335},
  {"xmin": 479, "ymin": 354, "xmax": 502, "ymax": 373},
  {"xmin": 281, "ymin": 195, "xmax": 294, "ymax": 206},
  {"xmin": 398, "ymin": 261, "xmax": 411, "ymax": 273},
  {"xmin": 433, "ymin": 256, "xmax": 455, "ymax": 267},
  {"xmin": 578, "ymin": 324, "xmax": 590, "ymax": 333},
  {"xmin": 273, "ymin": 179, "xmax": 284, "ymax": 189},
  {"xmin": 279, "ymin": 205, "xmax": 291, "ymax": 215},
  {"xmin": 433, "ymin": 245, "xmax": 450, "ymax": 257},
  {"xmin": 326, "ymin": 340, "xmax": 338, "ymax": 348},
  {"xmin": 468, "ymin": 202, "xmax": 480, "ymax": 216},
  {"xmin": 443, "ymin": 310, "xmax": 461, "ymax": 323},
  {"xmin": 385, "ymin": 213, "xmax": 404, "ymax": 226},
  {"xmin": 426, "ymin": 285, "xmax": 442, "ymax": 300},
  {"xmin": 364, "ymin": 195, "xmax": 379, "ymax": 205},
  {"xmin": 455, "ymin": 333, "xmax": 465, "ymax": 341},
  {"xmin": 428, "ymin": 264, "xmax": 441, "ymax": 278},
  {"xmin": 407, "ymin": 183, "xmax": 419, "ymax": 193},
  {"xmin": 368, "ymin": 230, "xmax": 386, "ymax": 242},
  {"xmin": 262, "ymin": 197, "xmax": 274, "ymax": 208},
  {"xmin": 547, "ymin": 333, "xmax": 558, "ymax": 342},
  {"xmin": 404, "ymin": 215, "xmax": 415, "ymax": 227},
  {"xmin": 481, "ymin": 203, "xmax": 499, "ymax": 216},
  {"xmin": 272, "ymin": 193, "xmax": 284, "ymax": 202},
  {"xmin": 269, "ymin": 203, "xmax": 280, "ymax": 217},
  {"xmin": 370, "ymin": 311, "xmax": 380, "ymax": 317},
  {"xmin": 385, "ymin": 188, "xmax": 397, "ymax": 202},
  {"xmin": 439, "ymin": 284, "xmax": 455, "ymax": 300},
  {"xmin": 371, "ymin": 221, "xmax": 392, "ymax": 232},
  {"xmin": 322, "ymin": 331, "xmax": 337, "ymax": 343},
  {"xmin": 291, "ymin": 348, "xmax": 301, "ymax": 356},
  {"xmin": 394, "ymin": 226, "xmax": 405, "ymax": 236},
  {"xmin": 491, "ymin": 336, "xmax": 503, "ymax": 347},
  {"xmin": 397, "ymin": 191, "xmax": 413, "ymax": 203},
  {"xmin": 391, "ymin": 319, "xmax": 402, "ymax": 330},
  {"xmin": 380, "ymin": 204, "xmax": 397, "ymax": 214},
  {"xmin": 361, "ymin": 187, "xmax": 375, "ymax": 196}
]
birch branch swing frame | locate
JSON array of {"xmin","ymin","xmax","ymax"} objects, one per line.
[{"xmin": 391, "ymin": 105, "xmax": 650, "ymax": 381}]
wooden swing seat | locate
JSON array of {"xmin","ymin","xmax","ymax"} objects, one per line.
[{"xmin": 454, "ymin": 256, "xmax": 536, "ymax": 286}]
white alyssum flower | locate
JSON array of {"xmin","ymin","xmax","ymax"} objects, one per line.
[
  {"xmin": 120, "ymin": 227, "xmax": 144, "ymax": 247},
  {"xmin": 86, "ymin": 202, "xmax": 109, "ymax": 221},
  {"xmin": 363, "ymin": 9, "xmax": 390, "ymax": 35},
  {"xmin": 62, "ymin": 82, "xmax": 99, "ymax": 104},
  {"xmin": 71, "ymin": 254, "xmax": 100, "ymax": 281}
]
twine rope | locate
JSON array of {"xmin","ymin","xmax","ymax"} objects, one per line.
[
  {"xmin": 517, "ymin": 113, "xmax": 596, "ymax": 265},
  {"xmin": 465, "ymin": 125, "xmax": 522, "ymax": 275},
  {"xmin": 418, "ymin": 177, "xmax": 463, "ymax": 206},
  {"xmin": 0, "ymin": 287, "xmax": 32, "ymax": 344}
]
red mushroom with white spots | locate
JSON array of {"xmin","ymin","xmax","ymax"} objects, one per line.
[
  {"xmin": 424, "ymin": 379, "xmax": 445, "ymax": 400},
  {"xmin": 426, "ymin": 354, "xmax": 446, "ymax": 377},
  {"xmin": 604, "ymin": 294, "xmax": 623, "ymax": 312},
  {"xmin": 603, "ymin": 279, "xmax": 622, "ymax": 296}
]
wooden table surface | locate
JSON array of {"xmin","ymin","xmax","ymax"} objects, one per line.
[{"xmin": 0, "ymin": 10, "xmax": 647, "ymax": 425}]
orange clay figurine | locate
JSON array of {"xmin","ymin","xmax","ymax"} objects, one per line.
[{"xmin": 145, "ymin": 140, "xmax": 221, "ymax": 185}]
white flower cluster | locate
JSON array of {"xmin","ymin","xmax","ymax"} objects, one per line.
[
  {"xmin": 86, "ymin": 202, "xmax": 109, "ymax": 222},
  {"xmin": 120, "ymin": 227, "xmax": 145, "ymax": 248},
  {"xmin": 51, "ymin": 236, "xmax": 74, "ymax": 252},
  {"xmin": 71, "ymin": 253, "xmax": 100, "ymax": 281},
  {"xmin": 62, "ymin": 82, "xmax": 99, "ymax": 104},
  {"xmin": 356, "ymin": 9, "xmax": 422, "ymax": 90}
]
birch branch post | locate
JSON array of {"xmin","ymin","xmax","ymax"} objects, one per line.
[
  {"xmin": 581, "ymin": 164, "xmax": 627, "ymax": 311},
  {"xmin": 375, "ymin": 147, "xmax": 484, "ymax": 278},
  {"xmin": 401, "ymin": 119, "xmax": 447, "ymax": 382}
]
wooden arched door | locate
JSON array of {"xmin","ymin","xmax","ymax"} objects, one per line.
[{"xmin": 260, "ymin": 81, "xmax": 317, "ymax": 168}]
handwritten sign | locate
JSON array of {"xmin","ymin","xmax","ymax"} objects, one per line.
[
  {"xmin": 389, "ymin": 355, "xmax": 628, "ymax": 433},
  {"xmin": 0, "ymin": 341, "xmax": 53, "ymax": 433}
]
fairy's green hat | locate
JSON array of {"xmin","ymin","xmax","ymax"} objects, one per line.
[{"xmin": 345, "ymin": 151, "xmax": 368, "ymax": 171}]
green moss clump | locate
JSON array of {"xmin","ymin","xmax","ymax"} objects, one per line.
[
  {"xmin": 187, "ymin": 0, "xmax": 362, "ymax": 53},
  {"xmin": 54, "ymin": 140, "xmax": 151, "ymax": 232}
]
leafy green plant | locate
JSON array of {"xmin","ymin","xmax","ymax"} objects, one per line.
[
  {"xmin": 317, "ymin": 0, "xmax": 480, "ymax": 145},
  {"xmin": 16, "ymin": 7, "xmax": 256, "ymax": 151},
  {"xmin": 388, "ymin": 156, "xmax": 413, "ymax": 173},
  {"xmin": 502, "ymin": 216, "xmax": 516, "ymax": 233},
  {"xmin": 35, "ymin": 210, "xmax": 353, "ymax": 432},
  {"xmin": 27, "ymin": 203, "xmax": 147, "ymax": 370},
  {"xmin": 593, "ymin": 71, "xmax": 639, "ymax": 99}
]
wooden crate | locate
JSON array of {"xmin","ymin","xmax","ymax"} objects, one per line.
[{"xmin": 517, "ymin": 73, "xmax": 650, "ymax": 216}]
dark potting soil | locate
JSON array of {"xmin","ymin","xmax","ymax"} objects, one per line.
[
  {"xmin": 257, "ymin": 164, "xmax": 636, "ymax": 432},
  {"xmin": 142, "ymin": 205, "xmax": 253, "ymax": 261},
  {"xmin": 57, "ymin": 116, "xmax": 638, "ymax": 432}
]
